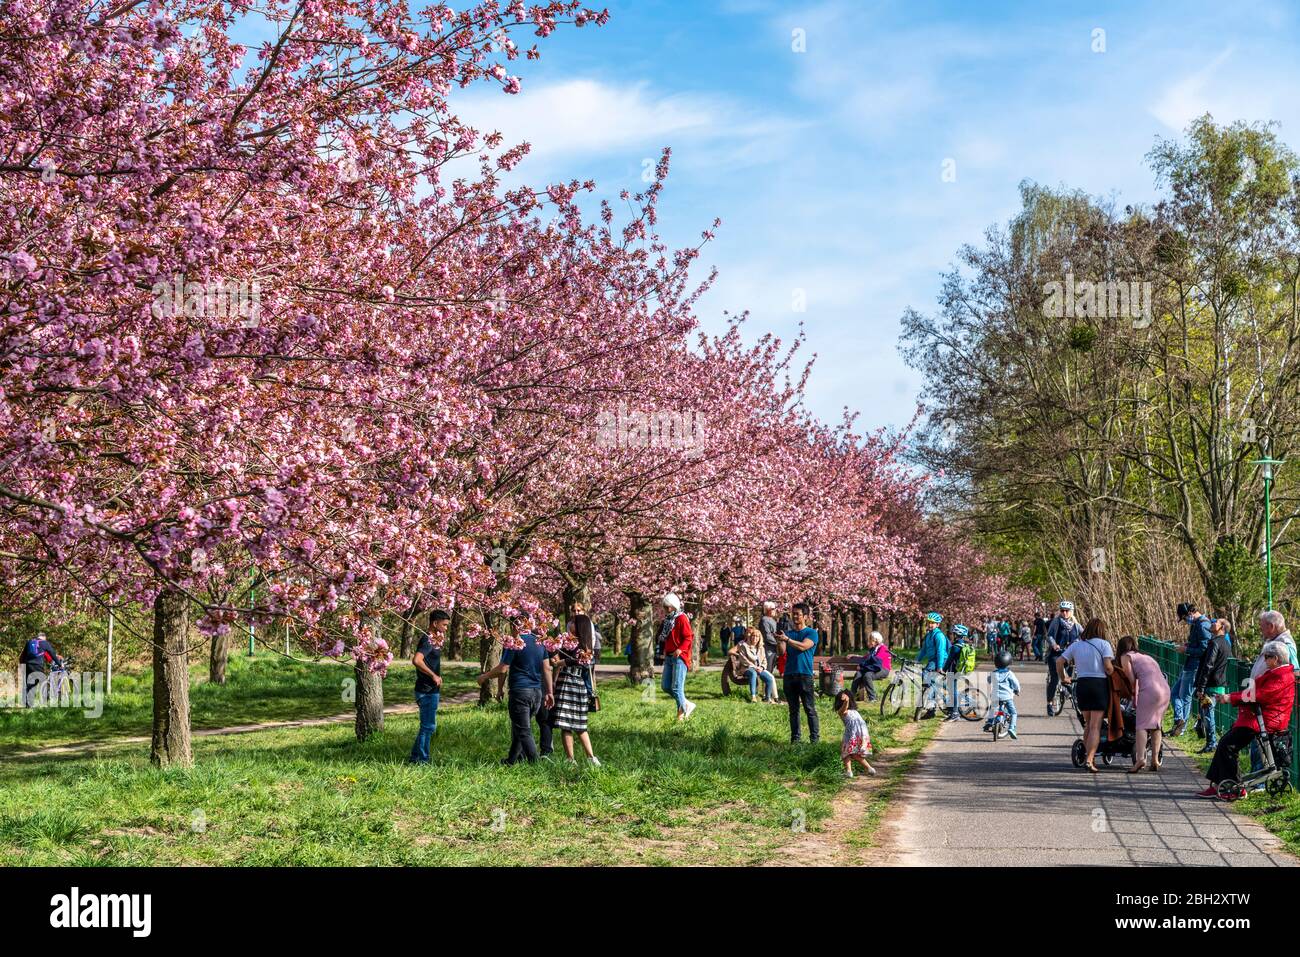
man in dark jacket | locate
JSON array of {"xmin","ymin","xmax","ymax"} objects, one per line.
[
  {"xmin": 1171, "ymin": 601, "xmax": 1213, "ymax": 736},
  {"xmin": 1192, "ymin": 619, "xmax": 1232, "ymax": 753}
]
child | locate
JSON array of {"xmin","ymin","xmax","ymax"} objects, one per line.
[
  {"xmin": 983, "ymin": 650, "xmax": 1021, "ymax": 739},
  {"xmin": 834, "ymin": 690, "xmax": 877, "ymax": 777}
]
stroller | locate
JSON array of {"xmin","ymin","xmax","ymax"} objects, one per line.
[{"xmin": 1069, "ymin": 696, "xmax": 1165, "ymax": 768}]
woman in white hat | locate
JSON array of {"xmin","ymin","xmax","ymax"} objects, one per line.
[{"xmin": 658, "ymin": 592, "xmax": 696, "ymax": 720}]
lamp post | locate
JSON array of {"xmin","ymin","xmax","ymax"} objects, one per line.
[{"xmin": 1252, "ymin": 454, "xmax": 1285, "ymax": 610}]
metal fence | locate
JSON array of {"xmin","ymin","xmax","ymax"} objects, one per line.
[{"xmin": 1139, "ymin": 636, "xmax": 1299, "ymax": 784}]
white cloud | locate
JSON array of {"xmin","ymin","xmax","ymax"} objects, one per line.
[
  {"xmin": 1149, "ymin": 47, "xmax": 1238, "ymax": 131},
  {"xmin": 457, "ymin": 79, "xmax": 718, "ymax": 160}
]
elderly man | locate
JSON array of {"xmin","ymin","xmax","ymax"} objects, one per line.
[
  {"xmin": 1246, "ymin": 611, "xmax": 1299, "ymax": 782},
  {"xmin": 759, "ymin": 601, "xmax": 780, "ymax": 675}
]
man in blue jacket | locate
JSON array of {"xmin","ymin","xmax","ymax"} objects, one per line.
[
  {"xmin": 1044, "ymin": 601, "xmax": 1081, "ymax": 715},
  {"xmin": 916, "ymin": 612, "xmax": 948, "ymax": 718},
  {"xmin": 1170, "ymin": 601, "xmax": 1212, "ymax": 737}
]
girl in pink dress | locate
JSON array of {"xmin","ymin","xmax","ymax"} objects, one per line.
[{"xmin": 1117, "ymin": 635, "xmax": 1170, "ymax": 772}]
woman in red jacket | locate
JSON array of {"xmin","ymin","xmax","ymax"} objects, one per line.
[
  {"xmin": 658, "ymin": 592, "xmax": 696, "ymax": 721},
  {"xmin": 1198, "ymin": 641, "xmax": 1295, "ymax": 800}
]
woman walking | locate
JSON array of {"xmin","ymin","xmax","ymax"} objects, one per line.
[
  {"xmin": 658, "ymin": 592, "xmax": 695, "ymax": 720},
  {"xmin": 1057, "ymin": 617, "xmax": 1115, "ymax": 772},
  {"xmin": 553, "ymin": 616, "xmax": 600, "ymax": 766},
  {"xmin": 1116, "ymin": 635, "xmax": 1169, "ymax": 772}
]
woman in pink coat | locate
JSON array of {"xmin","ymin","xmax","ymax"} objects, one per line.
[{"xmin": 1117, "ymin": 635, "xmax": 1171, "ymax": 772}]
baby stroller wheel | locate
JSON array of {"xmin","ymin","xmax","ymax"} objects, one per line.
[
  {"xmin": 1071, "ymin": 739, "xmax": 1085, "ymax": 767},
  {"xmin": 1216, "ymin": 778, "xmax": 1241, "ymax": 800},
  {"xmin": 1266, "ymin": 772, "xmax": 1290, "ymax": 797},
  {"xmin": 1100, "ymin": 750, "xmax": 1113, "ymax": 767}
]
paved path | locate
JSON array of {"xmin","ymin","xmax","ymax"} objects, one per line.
[{"xmin": 886, "ymin": 662, "xmax": 1295, "ymax": 866}]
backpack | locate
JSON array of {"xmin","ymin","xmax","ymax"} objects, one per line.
[{"xmin": 957, "ymin": 642, "xmax": 976, "ymax": 674}]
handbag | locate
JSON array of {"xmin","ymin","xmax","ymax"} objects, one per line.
[{"xmin": 586, "ymin": 665, "xmax": 600, "ymax": 712}]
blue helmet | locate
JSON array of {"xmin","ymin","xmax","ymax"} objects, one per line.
[
  {"xmin": 925, "ymin": 611, "xmax": 943, "ymax": 624},
  {"xmin": 953, "ymin": 623, "xmax": 969, "ymax": 638}
]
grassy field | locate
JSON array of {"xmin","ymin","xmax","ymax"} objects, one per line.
[
  {"xmin": 0, "ymin": 653, "xmax": 479, "ymax": 754},
  {"xmin": 0, "ymin": 669, "xmax": 928, "ymax": 866},
  {"xmin": 1171, "ymin": 724, "xmax": 1300, "ymax": 856}
]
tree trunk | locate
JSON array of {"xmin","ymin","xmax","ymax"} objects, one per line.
[
  {"xmin": 208, "ymin": 626, "xmax": 229, "ymax": 685},
  {"xmin": 151, "ymin": 589, "xmax": 193, "ymax": 767},
  {"xmin": 628, "ymin": 591, "xmax": 655, "ymax": 684},
  {"xmin": 688, "ymin": 596, "xmax": 704, "ymax": 672},
  {"xmin": 398, "ymin": 595, "xmax": 421, "ymax": 659},
  {"xmin": 477, "ymin": 611, "xmax": 502, "ymax": 706},
  {"xmin": 354, "ymin": 658, "xmax": 384, "ymax": 742},
  {"xmin": 447, "ymin": 606, "xmax": 465, "ymax": 661},
  {"xmin": 562, "ymin": 580, "xmax": 592, "ymax": 626}
]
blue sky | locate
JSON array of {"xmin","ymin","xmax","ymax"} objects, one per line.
[{"xmin": 448, "ymin": 1, "xmax": 1300, "ymax": 429}]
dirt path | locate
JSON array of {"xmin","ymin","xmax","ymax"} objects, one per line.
[
  {"xmin": 763, "ymin": 718, "xmax": 939, "ymax": 866},
  {"xmin": 9, "ymin": 674, "xmax": 620, "ymax": 761}
]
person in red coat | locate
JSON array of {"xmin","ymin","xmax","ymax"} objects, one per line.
[
  {"xmin": 658, "ymin": 592, "xmax": 696, "ymax": 721},
  {"xmin": 1198, "ymin": 641, "xmax": 1295, "ymax": 799}
]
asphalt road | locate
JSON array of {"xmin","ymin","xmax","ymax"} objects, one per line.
[{"xmin": 888, "ymin": 661, "xmax": 1296, "ymax": 866}]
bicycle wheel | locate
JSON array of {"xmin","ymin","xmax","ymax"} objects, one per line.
[
  {"xmin": 881, "ymin": 681, "xmax": 904, "ymax": 717},
  {"xmin": 1056, "ymin": 687, "xmax": 1068, "ymax": 716},
  {"xmin": 958, "ymin": 688, "xmax": 988, "ymax": 721},
  {"xmin": 1267, "ymin": 771, "xmax": 1290, "ymax": 797}
]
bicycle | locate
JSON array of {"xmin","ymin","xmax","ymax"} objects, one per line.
[
  {"xmin": 48, "ymin": 654, "xmax": 74, "ymax": 700},
  {"xmin": 985, "ymin": 698, "xmax": 1013, "ymax": 741},
  {"xmin": 880, "ymin": 660, "xmax": 987, "ymax": 722},
  {"xmin": 1048, "ymin": 661, "xmax": 1075, "ymax": 717}
]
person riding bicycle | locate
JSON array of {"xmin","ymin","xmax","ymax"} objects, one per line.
[
  {"xmin": 984, "ymin": 650, "xmax": 1021, "ymax": 738},
  {"xmin": 943, "ymin": 624, "xmax": 977, "ymax": 721},
  {"xmin": 19, "ymin": 632, "xmax": 64, "ymax": 707},
  {"xmin": 1044, "ymin": 601, "xmax": 1081, "ymax": 716},
  {"xmin": 916, "ymin": 612, "xmax": 949, "ymax": 719}
]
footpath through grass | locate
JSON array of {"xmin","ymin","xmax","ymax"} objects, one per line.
[
  {"xmin": 1171, "ymin": 725, "xmax": 1300, "ymax": 856},
  {"xmin": 0, "ymin": 653, "xmax": 478, "ymax": 754},
  {"xmin": 0, "ymin": 671, "xmax": 922, "ymax": 866}
]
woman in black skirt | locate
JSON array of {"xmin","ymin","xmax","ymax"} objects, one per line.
[
  {"xmin": 1058, "ymin": 617, "xmax": 1115, "ymax": 771},
  {"xmin": 553, "ymin": 615, "xmax": 600, "ymax": 766}
]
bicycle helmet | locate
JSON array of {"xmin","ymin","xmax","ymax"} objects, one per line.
[
  {"xmin": 994, "ymin": 650, "xmax": 1013, "ymax": 669},
  {"xmin": 952, "ymin": 623, "xmax": 969, "ymax": 638},
  {"xmin": 925, "ymin": 611, "xmax": 943, "ymax": 624}
]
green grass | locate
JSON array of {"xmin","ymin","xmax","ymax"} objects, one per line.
[
  {"xmin": 0, "ymin": 653, "xmax": 478, "ymax": 754},
  {"xmin": 1171, "ymin": 723, "xmax": 1300, "ymax": 856},
  {"xmin": 0, "ymin": 672, "xmax": 923, "ymax": 866},
  {"xmin": 847, "ymin": 717, "xmax": 941, "ymax": 848}
]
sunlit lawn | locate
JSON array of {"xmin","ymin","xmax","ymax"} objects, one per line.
[
  {"xmin": 0, "ymin": 653, "xmax": 477, "ymax": 754},
  {"xmin": 0, "ymin": 672, "xmax": 926, "ymax": 865}
]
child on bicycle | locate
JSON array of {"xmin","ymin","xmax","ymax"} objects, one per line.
[
  {"xmin": 834, "ymin": 690, "xmax": 876, "ymax": 778},
  {"xmin": 983, "ymin": 650, "xmax": 1021, "ymax": 739}
]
